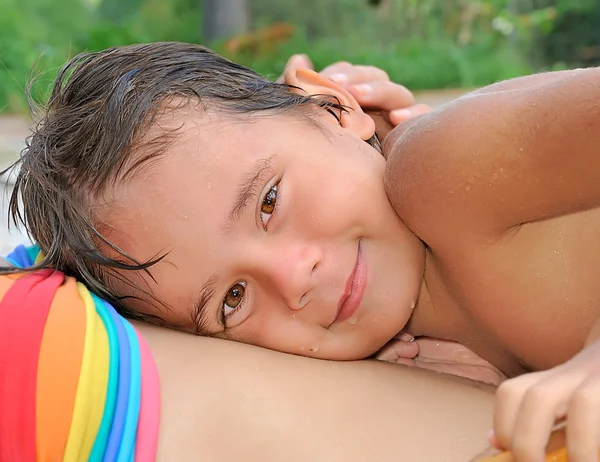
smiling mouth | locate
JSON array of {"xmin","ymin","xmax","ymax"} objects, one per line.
[{"xmin": 333, "ymin": 240, "xmax": 367, "ymax": 324}]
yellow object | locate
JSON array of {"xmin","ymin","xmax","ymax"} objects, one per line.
[{"xmin": 481, "ymin": 447, "xmax": 569, "ymax": 461}]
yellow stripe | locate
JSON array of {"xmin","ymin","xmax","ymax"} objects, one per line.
[
  {"xmin": 62, "ymin": 283, "xmax": 109, "ymax": 461},
  {"xmin": 34, "ymin": 251, "xmax": 45, "ymax": 265},
  {"xmin": 80, "ymin": 285, "xmax": 110, "ymax": 459}
]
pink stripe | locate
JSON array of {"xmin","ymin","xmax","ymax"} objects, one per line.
[{"xmin": 134, "ymin": 328, "xmax": 161, "ymax": 462}]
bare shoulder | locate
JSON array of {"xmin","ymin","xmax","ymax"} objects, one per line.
[
  {"xmin": 384, "ymin": 68, "xmax": 600, "ymax": 246},
  {"xmin": 382, "ymin": 97, "xmax": 506, "ymax": 244}
]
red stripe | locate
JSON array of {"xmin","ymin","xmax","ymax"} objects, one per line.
[{"xmin": 0, "ymin": 270, "xmax": 64, "ymax": 462}]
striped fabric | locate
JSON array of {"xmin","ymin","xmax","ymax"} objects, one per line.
[{"xmin": 0, "ymin": 245, "xmax": 160, "ymax": 462}]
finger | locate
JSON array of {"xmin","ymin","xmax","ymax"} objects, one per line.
[
  {"xmin": 493, "ymin": 373, "xmax": 546, "ymax": 451},
  {"xmin": 323, "ymin": 64, "xmax": 390, "ymax": 86},
  {"xmin": 276, "ymin": 54, "xmax": 314, "ymax": 84},
  {"xmin": 511, "ymin": 373, "xmax": 579, "ymax": 462},
  {"xmin": 319, "ymin": 61, "xmax": 352, "ymax": 80},
  {"xmin": 413, "ymin": 338, "xmax": 501, "ymax": 369},
  {"xmin": 346, "ymin": 81, "xmax": 415, "ymax": 112},
  {"xmin": 411, "ymin": 344, "xmax": 506, "ymax": 386},
  {"xmin": 394, "ymin": 357, "xmax": 419, "ymax": 367},
  {"xmin": 414, "ymin": 338, "xmax": 469, "ymax": 363},
  {"xmin": 286, "ymin": 53, "xmax": 314, "ymax": 71},
  {"xmin": 488, "ymin": 430, "xmax": 501, "ymax": 449},
  {"xmin": 566, "ymin": 375, "xmax": 600, "ymax": 462},
  {"xmin": 410, "ymin": 359, "xmax": 503, "ymax": 385},
  {"xmin": 389, "ymin": 104, "xmax": 433, "ymax": 125},
  {"xmin": 376, "ymin": 339, "xmax": 419, "ymax": 361},
  {"xmin": 375, "ymin": 347, "xmax": 399, "ymax": 362},
  {"xmin": 395, "ymin": 332, "xmax": 415, "ymax": 342}
]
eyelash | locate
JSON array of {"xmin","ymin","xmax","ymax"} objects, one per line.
[
  {"xmin": 221, "ymin": 281, "xmax": 246, "ymax": 323},
  {"xmin": 220, "ymin": 180, "xmax": 281, "ymax": 325},
  {"xmin": 260, "ymin": 181, "xmax": 280, "ymax": 230}
]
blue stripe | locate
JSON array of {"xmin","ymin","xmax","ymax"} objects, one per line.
[{"xmin": 89, "ymin": 294, "xmax": 120, "ymax": 461}]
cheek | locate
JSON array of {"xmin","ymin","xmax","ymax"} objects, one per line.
[
  {"xmin": 300, "ymin": 157, "xmax": 386, "ymax": 223},
  {"xmin": 238, "ymin": 313, "xmax": 324, "ymax": 354}
]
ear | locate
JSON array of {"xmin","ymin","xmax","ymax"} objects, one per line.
[{"xmin": 283, "ymin": 66, "xmax": 376, "ymax": 141}]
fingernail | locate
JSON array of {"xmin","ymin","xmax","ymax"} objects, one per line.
[
  {"xmin": 329, "ymin": 73, "xmax": 348, "ymax": 85},
  {"xmin": 293, "ymin": 54, "xmax": 312, "ymax": 69},
  {"xmin": 351, "ymin": 83, "xmax": 373, "ymax": 97},
  {"xmin": 399, "ymin": 332, "xmax": 414, "ymax": 342},
  {"xmin": 488, "ymin": 430, "xmax": 500, "ymax": 448}
]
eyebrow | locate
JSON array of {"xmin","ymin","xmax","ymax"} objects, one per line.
[
  {"xmin": 191, "ymin": 155, "xmax": 277, "ymax": 334},
  {"xmin": 223, "ymin": 155, "xmax": 277, "ymax": 232}
]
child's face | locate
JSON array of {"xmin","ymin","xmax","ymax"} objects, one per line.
[{"xmin": 108, "ymin": 106, "xmax": 425, "ymax": 359}]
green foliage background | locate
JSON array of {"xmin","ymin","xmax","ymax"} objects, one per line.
[{"xmin": 1, "ymin": 0, "xmax": 599, "ymax": 113}]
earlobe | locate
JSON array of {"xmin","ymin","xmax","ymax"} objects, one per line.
[{"xmin": 283, "ymin": 66, "xmax": 376, "ymax": 141}]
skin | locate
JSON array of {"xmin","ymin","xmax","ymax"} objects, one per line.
[
  {"xmin": 105, "ymin": 68, "xmax": 426, "ymax": 361},
  {"xmin": 384, "ymin": 68, "xmax": 600, "ymax": 461},
  {"xmin": 0, "ymin": 54, "xmax": 521, "ymax": 460},
  {"xmin": 101, "ymin": 53, "xmax": 600, "ymax": 459},
  {"xmin": 137, "ymin": 321, "xmax": 497, "ymax": 462}
]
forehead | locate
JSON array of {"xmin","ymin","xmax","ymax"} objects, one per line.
[
  {"xmin": 104, "ymin": 107, "xmax": 314, "ymax": 255},
  {"xmin": 145, "ymin": 105, "xmax": 308, "ymax": 170}
]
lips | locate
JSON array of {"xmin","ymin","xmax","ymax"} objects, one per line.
[{"xmin": 333, "ymin": 241, "xmax": 367, "ymax": 324}]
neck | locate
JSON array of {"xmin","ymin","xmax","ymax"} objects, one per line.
[{"xmin": 403, "ymin": 249, "xmax": 464, "ymax": 339}]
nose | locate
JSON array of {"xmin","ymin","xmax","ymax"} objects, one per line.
[{"xmin": 258, "ymin": 241, "xmax": 323, "ymax": 311}]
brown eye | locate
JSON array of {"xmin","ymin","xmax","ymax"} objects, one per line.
[
  {"xmin": 261, "ymin": 185, "xmax": 278, "ymax": 215},
  {"xmin": 224, "ymin": 283, "xmax": 245, "ymax": 309}
]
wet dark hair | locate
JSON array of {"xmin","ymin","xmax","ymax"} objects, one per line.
[{"xmin": 4, "ymin": 41, "xmax": 379, "ymax": 326}]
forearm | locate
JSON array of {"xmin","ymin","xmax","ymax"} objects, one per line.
[{"xmin": 139, "ymin": 323, "xmax": 496, "ymax": 462}]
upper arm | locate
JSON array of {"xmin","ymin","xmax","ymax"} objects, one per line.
[
  {"xmin": 141, "ymin": 324, "xmax": 494, "ymax": 462},
  {"xmin": 385, "ymin": 67, "xmax": 600, "ymax": 240}
]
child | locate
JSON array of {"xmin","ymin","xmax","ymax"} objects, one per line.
[{"xmin": 8, "ymin": 41, "xmax": 600, "ymax": 460}]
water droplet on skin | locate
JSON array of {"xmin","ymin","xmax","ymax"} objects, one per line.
[
  {"xmin": 310, "ymin": 345, "xmax": 320, "ymax": 353},
  {"xmin": 465, "ymin": 184, "xmax": 472, "ymax": 192},
  {"xmin": 299, "ymin": 345, "xmax": 305, "ymax": 351},
  {"xmin": 347, "ymin": 316, "xmax": 358, "ymax": 325},
  {"xmin": 489, "ymin": 172, "xmax": 499, "ymax": 183},
  {"xmin": 206, "ymin": 179, "xmax": 212, "ymax": 190}
]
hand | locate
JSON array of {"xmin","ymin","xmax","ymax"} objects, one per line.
[
  {"xmin": 376, "ymin": 334, "xmax": 506, "ymax": 386},
  {"xmin": 491, "ymin": 341, "xmax": 600, "ymax": 461},
  {"xmin": 281, "ymin": 54, "xmax": 431, "ymax": 138}
]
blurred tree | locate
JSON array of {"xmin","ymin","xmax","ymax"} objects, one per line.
[
  {"xmin": 5, "ymin": 0, "xmax": 600, "ymax": 113},
  {"xmin": 537, "ymin": 0, "xmax": 600, "ymax": 66},
  {"xmin": 203, "ymin": 0, "xmax": 250, "ymax": 42},
  {"xmin": 98, "ymin": 0, "xmax": 143, "ymax": 25}
]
